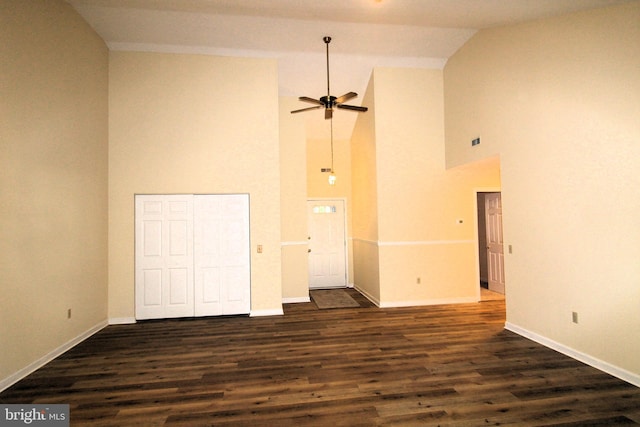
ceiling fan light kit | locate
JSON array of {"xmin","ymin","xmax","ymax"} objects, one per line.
[
  {"xmin": 292, "ymin": 36, "xmax": 367, "ymax": 186},
  {"xmin": 328, "ymin": 116, "xmax": 336, "ymax": 186},
  {"xmin": 290, "ymin": 36, "xmax": 368, "ymax": 119}
]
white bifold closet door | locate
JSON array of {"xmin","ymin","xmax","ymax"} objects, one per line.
[
  {"xmin": 135, "ymin": 194, "xmax": 250, "ymax": 320},
  {"xmin": 135, "ymin": 195, "xmax": 194, "ymax": 320},
  {"xmin": 193, "ymin": 195, "xmax": 250, "ymax": 316}
]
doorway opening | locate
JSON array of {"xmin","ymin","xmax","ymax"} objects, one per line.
[
  {"xmin": 477, "ymin": 191, "xmax": 505, "ymax": 301},
  {"xmin": 306, "ymin": 199, "xmax": 347, "ymax": 289}
]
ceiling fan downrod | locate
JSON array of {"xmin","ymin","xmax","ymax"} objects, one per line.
[{"xmin": 324, "ymin": 36, "xmax": 331, "ymax": 100}]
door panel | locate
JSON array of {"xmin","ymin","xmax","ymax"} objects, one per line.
[
  {"xmin": 219, "ymin": 196, "xmax": 250, "ymax": 315},
  {"xmin": 485, "ymin": 193, "xmax": 505, "ymax": 294},
  {"xmin": 194, "ymin": 197, "xmax": 223, "ymax": 316},
  {"xmin": 307, "ymin": 200, "xmax": 346, "ymax": 289},
  {"xmin": 142, "ymin": 221, "xmax": 162, "ymax": 256},
  {"xmin": 136, "ymin": 194, "xmax": 250, "ymax": 319},
  {"xmin": 194, "ymin": 194, "xmax": 250, "ymax": 316},
  {"xmin": 200, "ymin": 268, "xmax": 222, "ymax": 304},
  {"xmin": 169, "ymin": 268, "xmax": 188, "ymax": 304},
  {"xmin": 143, "ymin": 269, "xmax": 162, "ymax": 307},
  {"xmin": 169, "ymin": 221, "xmax": 188, "ymax": 256},
  {"xmin": 135, "ymin": 195, "xmax": 194, "ymax": 320}
]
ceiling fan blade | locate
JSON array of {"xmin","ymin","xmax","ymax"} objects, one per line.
[
  {"xmin": 325, "ymin": 108, "xmax": 333, "ymax": 120},
  {"xmin": 335, "ymin": 92, "xmax": 357, "ymax": 104},
  {"xmin": 337, "ymin": 104, "xmax": 368, "ymax": 112},
  {"xmin": 291, "ymin": 105, "xmax": 322, "ymax": 114},
  {"xmin": 298, "ymin": 96, "xmax": 324, "ymax": 106}
]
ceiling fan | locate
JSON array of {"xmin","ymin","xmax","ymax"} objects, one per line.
[{"xmin": 291, "ymin": 36, "xmax": 368, "ymax": 120}]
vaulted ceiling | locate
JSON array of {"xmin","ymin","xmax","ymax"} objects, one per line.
[{"xmin": 67, "ymin": 0, "xmax": 631, "ymax": 139}]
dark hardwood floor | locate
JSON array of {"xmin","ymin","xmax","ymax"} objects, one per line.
[{"xmin": 2, "ymin": 289, "xmax": 639, "ymax": 426}]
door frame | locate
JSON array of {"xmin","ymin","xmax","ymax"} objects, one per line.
[
  {"xmin": 306, "ymin": 197, "xmax": 349, "ymax": 289},
  {"xmin": 474, "ymin": 188, "xmax": 504, "ymax": 301}
]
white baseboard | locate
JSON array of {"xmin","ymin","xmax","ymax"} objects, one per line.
[
  {"xmin": 379, "ymin": 296, "xmax": 477, "ymax": 308},
  {"xmin": 505, "ymin": 322, "xmax": 640, "ymax": 388},
  {"xmin": 109, "ymin": 317, "xmax": 137, "ymax": 325},
  {"xmin": 250, "ymin": 308, "xmax": 284, "ymax": 317},
  {"xmin": 354, "ymin": 286, "xmax": 478, "ymax": 308},
  {"xmin": 0, "ymin": 320, "xmax": 108, "ymax": 393},
  {"xmin": 354, "ymin": 286, "xmax": 380, "ymax": 307},
  {"xmin": 282, "ymin": 297, "xmax": 310, "ymax": 304}
]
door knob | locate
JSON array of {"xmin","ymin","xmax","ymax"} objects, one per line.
[{"xmin": 308, "ymin": 249, "xmax": 312, "ymax": 253}]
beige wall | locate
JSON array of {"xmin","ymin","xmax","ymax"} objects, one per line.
[
  {"xmin": 0, "ymin": 0, "xmax": 108, "ymax": 383},
  {"xmin": 351, "ymin": 76, "xmax": 381, "ymax": 301},
  {"xmin": 280, "ymin": 97, "xmax": 309, "ymax": 301},
  {"xmin": 444, "ymin": 3, "xmax": 640, "ymax": 376},
  {"xmin": 355, "ymin": 67, "xmax": 501, "ymax": 306},
  {"xmin": 307, "ymin": 137, "xmax": 352, "ymax": 199},
  {"xmin": 323, "ymin": 61, "xmax": 502, "ymax": 310},
  {"xmin": 108, "ymin": 51, "xmax": 283, "ymax": 319}
]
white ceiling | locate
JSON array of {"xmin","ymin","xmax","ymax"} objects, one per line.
[{"xmin": 67, "ymin": 0, "xmax": 632, "ymax": 140}]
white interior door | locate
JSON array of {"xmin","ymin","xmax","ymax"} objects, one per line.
[
  {"xmin": 135, "ymin": 195, "xmax": 194, "ymax": 320},
  {"xmin": 135, "ymin": 194, "xmax": 250, "ymax": 320},
  {"xmin": 307, "ymin": 200, "xmax": 346, "ymax": 289},
  {"xmin": 194, "ymin": 194, "xmax": 250, "ymax": 316},
  {"xmin": 485, "ymin": 193, "xmax": 505, "ymax": 294}
]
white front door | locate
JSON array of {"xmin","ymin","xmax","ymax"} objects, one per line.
[
  {"xmin": 135, "ymin": 195, "xmax": 194, "ymax": 320},
  {"xmin": 194, "ymin": 194, "xmax": 250, "ymax": 316},
  {"xmin": 307, "ymin": 200, "xmax": 346, "ymax": 289},
  {"xmin": 485, "ymin": 193, "xmax": 505, "ymax": 294}
]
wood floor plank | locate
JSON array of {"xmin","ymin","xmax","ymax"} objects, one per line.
[{"xmin": 1, "ymin": 290, "xmax": 638, "ymax": 426}]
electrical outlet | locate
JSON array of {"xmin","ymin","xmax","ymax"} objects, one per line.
[
  {"xmin": 257, "ymin": 245, "xmax": 263, "ymax": 254},
  {"xmin": 572, "ymin": 311, "xmax": 579, "ymax": 324},
  {"xmin": 416, "ymin": 277, "xmax": 421, "ymax": 284},
  {"xmin": 67, "ymin": 309, "xmax": 72, "ymax": 319},
  {"xmin": 508, "ymin": 245, "xmax": 513, "ymax": 254}
]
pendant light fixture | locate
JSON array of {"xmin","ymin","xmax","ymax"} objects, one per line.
[{"xmin": 328, "ymin": 117, "xmax": 336, "ymax": 185}]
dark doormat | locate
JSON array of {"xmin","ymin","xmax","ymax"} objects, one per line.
[{"xmin": 311, "ymin": 289, "xmax": 361, "ymax": 309}]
